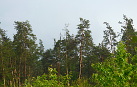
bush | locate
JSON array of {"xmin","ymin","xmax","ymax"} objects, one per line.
[
  {"xmin": 24, "ymin": 67, "xmax": 71, "ymax": 87},
  {"xmin": 92, "ymin": 42, "xmax": 137, "ymax": 87}
]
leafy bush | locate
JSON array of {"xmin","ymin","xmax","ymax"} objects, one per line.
[
  {"xmin": 24, "ymin": 67, "xmax": 64, "ymax": 87},
  {"xmin": 24, "ymin": 67, "xmax": 92, "ymax": 87},
  {"xmin": 71, "ymin": 78, "xmax": 92, "ymax": 87},
  {"xmin": 92, "ymin": 42, "xmax": 137, "ymax": 87}
]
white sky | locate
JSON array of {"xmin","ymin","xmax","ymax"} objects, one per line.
[{"xmin": 1, "ymin": 0, "xmax": 137, "ymax": 49}]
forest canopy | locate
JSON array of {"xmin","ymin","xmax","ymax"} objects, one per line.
[{"xmin": 1, "ymin": 15, "xmax": 137, "ymax": 87}]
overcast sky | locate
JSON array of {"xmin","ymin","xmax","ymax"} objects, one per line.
[{"xmin": 1, "ymin": 0, "xmax": 137, "ymax": 49}]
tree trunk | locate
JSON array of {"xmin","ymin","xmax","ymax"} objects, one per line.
[
  {"xmin": 79, "ymin": 33, "xmax": 84, "ymax": 79},
  {"xmin": 79, "ymin": 45, "xmax": 82, "ymax": 79}
]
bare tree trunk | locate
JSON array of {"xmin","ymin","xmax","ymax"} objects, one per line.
[
  {"xmin": 79, "ymin": 45, "xmax": 82, "ymax": 79},
  {"xmin": 1, "ymin": 52, "xmax": 6, "ymax": 87},
  {"xmin": 66, "ymin": 54, "xmax": 68, "ymax": 76},
  {"xmin": 79, "ymin": 33, "xmax": 84, "ymax": 79},
  {"xmin": 57, "ymin": 62, "xmax": 60, "ymax": 76},
  {"xmin": 18, "ymin": 56, "xmax": 21, "ymax": 87},
  {"xmin": 24, "ymin": 56, "xmax": 26, "ymax": 82},
  {"xmin": 10, "ymin": 56, "xmax": 13, "ymax": 87},
  {"xmin": 3, "ymin": 68, "xmax": 6, "ymax": 87},
  {"xmin": 66, "ymin": 53, "xmax": 70, "ymax": 86},
  {"xmin": 28, "ymin": 66, "xmax": 31, "ymax": 78}
]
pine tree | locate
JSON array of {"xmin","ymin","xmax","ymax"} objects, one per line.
[
  {"xmin": 120, "ymin": 15, "xmax": 137, "ymax": 56},
  {"xmin": 13, "ymin": 21, "xmax": 39, "ymax": 86},
  {"xmin": 0, "ymin": 28, "xmax": 15, "ymax": 87},
  {"xmin": 76, "ymin": 18, "xmax": 92, "ymax": 79},
  {"xmin": 92, "ymin": 43, "xmax": 110, "ymax": 62},
  {"xmin": 102, "ymin": 22, "xmax": 117, "ymax": 53}
]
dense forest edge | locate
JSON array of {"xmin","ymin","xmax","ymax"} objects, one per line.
[{"xmin": 1, "ymin": 15, "xmax": 137, "ymax": 87}]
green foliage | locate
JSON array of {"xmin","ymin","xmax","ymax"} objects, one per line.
[
  {"xmin": 0, "ymin": 28, "xmax": 15, "ymax": 87},
  {"xmin": 120, "ymin": 15, "xmax": 137, "ymax": 56},
  {"xmin": 92, "ymin": 42, "xmax": 137, "ymax": 86},
  {"xmin": 71, "ymin": 78, "xmax": 92, "ymax": 87},
  {"xmin": 2, "ymin": 16, "xmax": 137, "ymax": 87},
  {"xmin": 92, "ymin": 43, "xmax": 111, "ymax": 62},
  {"xmin": 76, "ymin": 18, "xmax": 94, "ymax": 79},
  {"xmin": 13, "ymin": 21, "xmax": 43, "ymax": 85},
  {"xmin": 24, "ymin": 67, "xmax": 72, "ymax": 87},
  {"xmin": 102, "ymin": 22, "xmax": 117, "ymax": 53}
]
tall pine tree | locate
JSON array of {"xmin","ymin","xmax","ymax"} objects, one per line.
[{"xmin": 13, "ymin": 21, "xmax": 40, "ymax": 86}]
